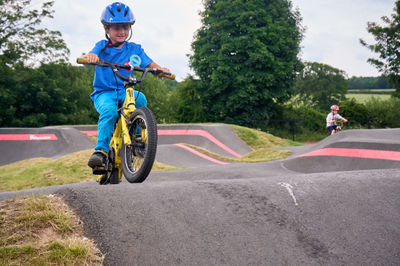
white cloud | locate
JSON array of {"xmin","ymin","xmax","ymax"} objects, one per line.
[
  {"xmin": 292, "ymin": 0, "xmax": 396, "ymax": 77},
  {"xmin": 40, "ymin": 0, "xmax": 396, "ymax": 80}
]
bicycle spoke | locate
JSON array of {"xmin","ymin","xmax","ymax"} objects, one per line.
[{"xmin": 132, "ymin": 156, "xmax": 144, "ymax": 171}]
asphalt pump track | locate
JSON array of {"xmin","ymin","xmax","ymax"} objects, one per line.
[{"xmin": 0, "ymin": 125, "xmax": 399, "ymax": 265}]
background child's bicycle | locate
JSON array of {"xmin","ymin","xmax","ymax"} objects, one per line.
[
  {"xmin": 333, "ymin": 119, "xmax": 346, "ymax": 134},
  {"xmin": 77, "ymin": 57, "xmax": 175, "ymax": 184}
]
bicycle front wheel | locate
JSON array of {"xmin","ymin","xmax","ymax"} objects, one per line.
[{"xmin": 121, "ymin": 107, "xmax": 157, "ymax": 183}]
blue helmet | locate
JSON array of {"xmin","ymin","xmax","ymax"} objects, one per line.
[{"xmin": 101, "ymin": 2, "xmax": 135, "ymax": 25}]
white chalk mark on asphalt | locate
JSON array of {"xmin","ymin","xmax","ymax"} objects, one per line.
[{"xmin": 278, "ymin": 182, "xmax": 299, "ymax": 206}]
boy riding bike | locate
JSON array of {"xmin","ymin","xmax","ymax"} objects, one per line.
[
  {"xmin": 84, "ymin": 2, "xmax": 171, "ymax": 169},
  {"xmin": 326, "ymin": 105, "xmax": 348, "ymax": 135}
]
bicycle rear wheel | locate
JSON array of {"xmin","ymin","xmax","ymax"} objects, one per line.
[{"xmin": 121, "ymin": 107, "xmax": 157, "ymax": 183}]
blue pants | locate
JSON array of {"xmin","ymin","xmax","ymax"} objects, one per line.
[{"xmin": 92, "ymin": 90, "xmax": 147, "ymax": 152}]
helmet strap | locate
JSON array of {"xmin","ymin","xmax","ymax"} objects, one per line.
[
  {"xmin": 126, "ymin": 28, "xmax": 133, "ymax": 41},
  {"xmin": 101, "ymin": 33, "xmax": 126, "ymax": 52}
]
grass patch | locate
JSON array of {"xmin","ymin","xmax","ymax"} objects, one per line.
[
  {"xmin": 230, "ymin": 124, "xmax": 293, "ymax": 149},
  {"xmin": 152, "ymin": 161, "xmax": 184, "ymax": 171},
  {"xmin": 347, "ymin": 89, "xmax": 395, "ymax": 93},
  {"xmin": 0, "ymin": 194, "xmax": 103, "ymax": 265},
  {"xmin": 346, "ymin": 94, "xmax": 391, "ymax": 103},
  {"xmin": 185, "ymin": 144, "xmax": 291, "ymax": 163},
  {"xmin": 0, "ymin": 150, "xmax": 94, "ymax": 192},
  {"xmin": 0, "ymin": 150, "xmax": 179, "ymax": 192},
  {"xmin": 291, "ymin": 131, "xmax": 328, "ymax": 142},
  {"xmin": 180, "ymin": 124, "xmax": 295, "ymax": 163}
]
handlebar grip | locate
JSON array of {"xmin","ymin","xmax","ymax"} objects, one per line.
[
  {"xmin": 156, "ymin": 72, "xmax": 176, "ymax": 80},
  {"xmin": 76, "ymin": 57, "xmax": 88, "ymax": 65}
]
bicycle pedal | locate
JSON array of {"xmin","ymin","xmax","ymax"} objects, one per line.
[{"xmin": 92, "ymin": 166, "xmax": 107, "ymax": 175}]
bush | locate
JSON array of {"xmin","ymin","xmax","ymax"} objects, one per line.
[
  {"xmin": 365, "ymin": 97, "xmax": 400, "ymax": 128},
  {"xmin": 339, "ymin": 98, "xmax": 368, "ymax": 127},
  {"xmin": 266, "ymin": 105, "xmax": 327, "ymax": 141}
]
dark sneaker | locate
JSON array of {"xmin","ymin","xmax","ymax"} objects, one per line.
[{"xmin": 88, "ymin": 150, "xmax": 107, "ymax": 169}]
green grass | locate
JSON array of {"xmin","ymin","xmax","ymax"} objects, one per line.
[
  {"xmin": 186, "ymin": 143, "xmax": 291, "ymax": 163},
  {"xmin": 181, "ymin": 124, "xmax": 297, "ymax": 163},
  {"xmin": 0, "ymin": 150, "xmax": 179, "ymax": 193},
  {"xmin": 230, "ymin": 124, "xmax": 293, "ymax": 149},
  {"xmin": 0, "ymin": 195, "xmax": 103, "ymax": 265},
  {"xmin": 347, "ymin": 89, "xmax": 395, "ymax": 93},
  {"xmin": 346, "ymin": 93, "xmax": 391, "ymax": 103},
  {"xmin": 0, "ymin": 151, "xmax": 94, "ymax": 192}
]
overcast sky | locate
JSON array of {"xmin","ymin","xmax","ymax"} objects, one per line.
[{"xmin": 41, "ymin": 0, "xmax": 396, "ymax": 81}]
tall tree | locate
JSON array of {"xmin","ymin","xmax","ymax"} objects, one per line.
[
  {"xmin": 0, "ymin": 0, "xmax": 69, "ymax": 65},
  {"xmin": 294, "ymin": 62, "xmax": 347, "ymax": 111},
  {"xmin": 360, "ymin": 0, "xmax": 400, "ymax": 97},
  {"xmin": 190, "ymin": 0, "xmax": 303, "ymax": 126}
]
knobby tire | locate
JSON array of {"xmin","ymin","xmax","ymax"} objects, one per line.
[{"xmin": 121, "ymin": 107, "xmax": 157, "ymax": 183}]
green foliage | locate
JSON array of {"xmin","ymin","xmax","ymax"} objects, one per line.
[
  {"xmin": 162, "ymin": 78, "xmax": 179, "ymax": 93},
  {"xmin": 0, "ymin": 63, "xmax": 97, "ymax": 127},
  {"xmin": 0, "ymin": 0, "xmax": 76, "ymax": 127},
  {"xmin": 339, "ymin": 98, "xmax": 369, "ymax": 127},
  {"xmin": 340, "ymin": 97, "xmax": 400, "ymax": 129},
  {"xmin": 364, "ymin": 97, "xmax": 400, "ymax": 128},
  {"xmin": 283, "ymin": 105, "xmax": 325, "ymax": 132},
  {"xmin": 360, "ymin": 0, "xmax": 400, "ymax": 95},
  {"xmin": 267, "ymin": 104, "xmax": 327, "ymax": 141},
  {"xmin": 169, "ymin": 76, "xmax": 205, "ymax": 123},
  {"xmin": 137, "ymin": 73, "xmax": 178, "ymax": 123},
  {"xmin": 0, "ymin": 0, "xmax": 69, "ymax": 65},
  {"xmin": 190, "ymin": 0, "xmax": 303, "ymax": 126},
  {"xmin": 294, "ymin": 62, "xmax": 348, "ymax": 111},
  {"xmin": 347, "ymin": 76, "xmax": 393, "ymax": 90}
]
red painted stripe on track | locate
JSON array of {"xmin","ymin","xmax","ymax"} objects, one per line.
[
  {"xmin": 81, "ymin": 130, "xmax": 98, "ymax": 136},
  {"xmin": 298, "ymin": 148, "xmax": 400, "ymax": 161},
  {"xmin": 174, "ymin": 143, "xmax": 230, "ymax": 165},
  {"xmin": 159, "ymin": 129, "xmax": 242, "ymax": 158},
  {"xmin": 82, "ymin": 129, "xmax": 242, "ymax": 158},
  {"xmin": 0, "ymin": 134, "xmax": 58, "ymax": 141}
]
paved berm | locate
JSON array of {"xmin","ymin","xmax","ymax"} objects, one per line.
[{"xmin": 0, "ymin": 125, "xmax": 399, "ymax": 266}]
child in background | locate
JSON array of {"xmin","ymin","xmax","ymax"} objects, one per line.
[{"xmin": 326, "ymin": 105, "xmax": 348, "ymax": 135}]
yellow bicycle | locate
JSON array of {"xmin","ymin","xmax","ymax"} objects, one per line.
[{"xmin": 77, "ymin": 57, "xmax": 175, "ymax": 184}]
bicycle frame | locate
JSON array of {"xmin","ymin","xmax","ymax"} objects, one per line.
[{"xmin": 108, "ymin": 86, "xmax": 138, "ymax": 181}]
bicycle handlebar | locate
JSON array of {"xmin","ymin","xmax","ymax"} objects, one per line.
[{"xmin": 76, "ymin": 57, "xmax": 176, "ymax": 82}]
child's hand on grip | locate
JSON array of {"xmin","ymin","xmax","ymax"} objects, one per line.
[{"xmin": 85, "ymin": 53, "xmax": 99, "ymax": 64}]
